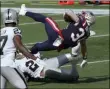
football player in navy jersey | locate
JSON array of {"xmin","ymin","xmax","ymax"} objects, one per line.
[{"xmin": 19, "ymin": 4, "xmax": 95, "ymax": 68}]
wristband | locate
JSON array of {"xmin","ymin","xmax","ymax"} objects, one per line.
[{"xmin": 83, "ymin": 56, "xmax": 87, "ymax": 60}]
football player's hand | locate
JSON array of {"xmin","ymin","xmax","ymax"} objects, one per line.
[{"xmin": 80, "ymin": 60, "xmax": 88, "ymax": 68}]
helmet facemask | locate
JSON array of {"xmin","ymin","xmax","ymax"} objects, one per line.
[{"xmin": 82, "ymin": 11, "xmax": 96, "ymax": 26}]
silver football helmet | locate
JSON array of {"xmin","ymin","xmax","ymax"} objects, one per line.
[
  {"xmin": 2, "ymin": 9, "xmax": 19, "ymax": 24},
  {"xmin": 82, "ymin": 11, "xmax": 96, "ymax": 26}
]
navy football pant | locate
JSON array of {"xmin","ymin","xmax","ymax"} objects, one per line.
[{"xmin": 26, "ymin": 12, "xmax": 63, "ymax": 54}]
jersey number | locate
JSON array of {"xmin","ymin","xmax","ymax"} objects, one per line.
[
  {"xmin": 71, "ymin": 28, "xmax": 85, "ymax": 42},
  {"xmin": 0, "ymin": 36, "xmax": 8, "ymax": 55},
  {"xmin": 26, "ymin": 60, "xmax": 39, "ymax": 72}
]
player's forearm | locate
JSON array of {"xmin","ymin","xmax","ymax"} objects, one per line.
[
  {"xmin": 80, "ymin": 40, "xmax": 87, "ymax": 59},
  {"xmin": 17, "ymin": 45, "xmax": 36, "ymax": 60},
  {"xmin": 81, "ymin": 46, "xmax": 87, "ymax": 59},
  {"xmin": 65, "ymin": 10, "xmax": 79, "ymax": 23},
  {"xmin": 13, "ymin": 35, "xmax": 36, "ymax": 60}
]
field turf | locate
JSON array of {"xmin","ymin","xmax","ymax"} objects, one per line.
[
  {"xmin": 1, "ymin": 2, "xmax": 109, "ymax": 89},
  {"xmin": 5, "ymin": 14, "xmax": 109, "ymax": 89}
]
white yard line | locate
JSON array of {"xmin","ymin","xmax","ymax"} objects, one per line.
[
  {"xmin": 90, "ymin": 34, "xmax": 109, "ymax": 38},
  {"xmin": 96, "ymin": 15, "xmax": 108, "ymax": 17},
  {"xmin": 82, "ymin": 60, "xmax": 109, "ymax": 64},
  {"xmin": 19, "ymin": 20, "xmax": 63, "ymax": 26},
  {"xmin": 24, "ymin": 34, "xmax": 109, "ymax": 45},
  {"xmin": 1, "ymin": 15, "xmax": 108, "ymax": 27},
  {"xmin": 62, "ymin": 60, "xmax": 109, "ymax": 68},
  {"xmin": 1, "ymin": 20, "xmax": 63, "ymax": 27},
  {"xmin": 19, "ymin": 15, "xmax": 108, "ymax": 26}
]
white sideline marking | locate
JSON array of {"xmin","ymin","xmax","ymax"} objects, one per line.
[
  {"xmin": 24, "ymin": 34, "xmax": 109, "ymax": 45},
  {"xmin": 19, "ymin": 20, "xmax": 63, "ymax": 26},
  {"xmin": 62, "ymin": 60, "xmax": 109, "ymax": 67}
]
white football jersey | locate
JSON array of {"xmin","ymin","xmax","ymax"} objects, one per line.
[
  {"xmin": 0, "ymin": 27, "xmax": 22, "ymax": 66},
  {"xmin": 15, "ymin": 58, "xmax": 45, "ymax": 78}
]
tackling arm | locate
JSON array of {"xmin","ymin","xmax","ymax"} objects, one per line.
[
  {"xmin": 80, "ymin": 39, "xmax": 88, "ymax": 68},
  {"xmin": 80, "ymin": 39, "xmax": 87, "ymax": 59},
  {"xmin": 13, "ymin": 35, "xmax": 37, "ymax": 60},
  {"xmin": 64, "ymin": 10, "xmax": 79, "ymax": 23}
]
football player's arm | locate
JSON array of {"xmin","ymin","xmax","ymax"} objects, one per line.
[
  {"xmin": 80, "ymin": 39, "xmax": 87, "ymax": 60},
  {"xmin": 65, "ymin": 10, "xmax": 79, "ymax": 23},
  {"xmin": 13, "ymin": 35, "xmax": 37, "ymax": 60}
]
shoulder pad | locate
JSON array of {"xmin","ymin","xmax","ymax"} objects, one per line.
[{"xmin": 13, "ymin": 28, "xmax": 22, "ymax": 36}]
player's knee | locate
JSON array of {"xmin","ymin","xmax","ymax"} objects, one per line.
[
  {"xmin": 65, "ymin": 53, "xmax": 81, "ymax": 64},
  {"xmin": 24, "ymin": 88, "xmax": 28, "ymax": 89},
  {"xmin": 63, "ymin": 74, "xmax": 79, "ymax": 82},
  {"xmin": 13, "ymin": 81, "xmax": 27, "ymax": 89},
  {"xmin": 73, "ymin": 76, "xmax": 79, "ymax": 81},
  {"xmin": 57, "ymin": 54, "xmax": 69, "ymax": 67},
  {"xmin": 69, "ymin": 75, "xmax": 79, "ymax": 82}
]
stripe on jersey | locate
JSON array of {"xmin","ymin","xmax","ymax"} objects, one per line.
[
  {"xmin": 7, "ymin": 9, "xmax": 10, "ymax": 20},
  {"xmin": 46, "ymin": 18, "xmax": 64, "ymax": 39}
]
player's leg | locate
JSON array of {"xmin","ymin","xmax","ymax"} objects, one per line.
[
  {"xmin": 0, "ymin": 75, "xmax": 7, "ymax": 89},
  {"xmin": 44, "ymin": 54, "xmax": 69, "ymax": 69},
  {"xmin": 19, "ymin": 4, "xmax": 64, "ymax": 41},
  {"xmin": 44, "ymin": 54, "xmax": 80, "ymax": 81},
  {"xmin": 25, "ymin": 12, "xmax": 47, "ymax": 23},
  {"xmin": 25, "ymin": 11, "xmax": 64, "ymax": 40},
  {"xmin": 25, "ymin": 11, "xmax": 64, "ymax": 41},
  {"xmin": 44, "ymin": 53, "xmax": 81, "ymax": 69},
  {"xmin": 1, "ymin": 67, "xmax": 27, "ymax": 89},
  {"xmin": 19, "ymin": 4, "xmax": 46, "ymax": 23},
  {"xmin": 45, "ymin": 65, "xmax": 79, "ymax": 82},
  {"xmin": 29, "ymin": 20, "xmax": 63, "ymax": 54},
  {"xmin": 30, "ymin": 40, "xmax": 57, "ymax": 54},
  {"xmin": 60, "ymin": 64, "xmax": 79, "ymax": 81},
  {"xmin": 45, "ymin": 18, "xmax": 64, "ymax": 41}
]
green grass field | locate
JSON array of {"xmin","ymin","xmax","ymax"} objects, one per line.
[
  {"xmin": 1, "ymin": 2, "xmax": 109, "ymax": 89},
  {"xmin": 6, "ymin": 14, "xmax": 109, "ymax": 89}
]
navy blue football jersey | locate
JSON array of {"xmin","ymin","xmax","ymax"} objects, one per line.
[{"xmin": 62, "ymin": 15, "xmax": 90, "ymax": 48}]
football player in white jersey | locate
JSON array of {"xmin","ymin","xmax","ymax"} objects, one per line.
[
  {"xmin": 15, "ymin": 52, "xmax": 81, "ymax": 82},
  {"xmin": 0, "ymin": 9, "xmax": 38, "ymax": 89}
]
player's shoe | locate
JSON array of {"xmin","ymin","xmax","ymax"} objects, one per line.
[
  {"xmin": 19, "ymin": 4, "xmax": 27, "ymax": 16},
  {"xmin": 80, "ymin": 60, "xmax": 88, "ymax": 68}
]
